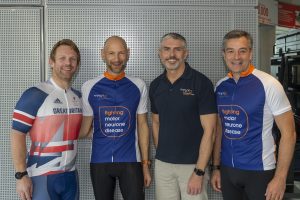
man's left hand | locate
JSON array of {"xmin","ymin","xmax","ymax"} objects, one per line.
[
  {"xmin": 142, "ymin": 165, "xmax": 151, "ymax": 187},
  {"xmin": 187, "ymin": 172, "xmax": 203, "ymax": 195},
  {"xmin": 265, "ymin": 176, "xmax": 286, "ymax": 200}
]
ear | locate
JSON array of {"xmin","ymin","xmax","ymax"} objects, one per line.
[
  {"xmin": 100, "ymin": 48, "xmax": 105, "ymax": 60},
  {"xmin": 184, "ymin": 49, "xmax": 189, "ymax": 60},
  {"xmin": 127, "ymin": 48, "xmax": 130, "ymax": 60},
  {"xmin": 49, "ymin": 58, "xmax": 54, "ymax": 68}
]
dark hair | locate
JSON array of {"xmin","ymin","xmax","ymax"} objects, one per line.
[
  {"xmin": 160, "ymin": 32, "xmax": 187, "ymax": 48},
  {"xmin": 50, "ymin": 39, "xmax": 80, "ymax": 64},
  {"xmin": 222, "ymin": 30, "xmax": 253, "ymax": 51}
]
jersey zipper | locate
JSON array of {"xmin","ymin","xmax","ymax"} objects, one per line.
[
  {"xmin": 230, "ymin": 81, "xmax": 238, "ymax": 168},
  {"xmin": 64, "ymin": 89, "xmax": 70, "ymax": 168}
]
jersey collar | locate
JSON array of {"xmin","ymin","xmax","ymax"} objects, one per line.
[
  {"xmin": 227, "ymin": 64, "xmax": 255, "ymax": 78},
  {"xmin": 104, "ymin": 71, "xmax": 125, "ymax": 81},
  {"xmin": 49, "ymin": 78, "xmax": 70, "ymax": 91}
]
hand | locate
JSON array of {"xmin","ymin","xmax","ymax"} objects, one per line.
[
  {"xmin": 16, "ymin": 176, "xmax": 33, "ymax": 200},
  {"xmin": 211, "ymin": 170, "xmax": 222, "ymax": 192},
  {"xmin": 187, "ymin": 172, "xmax": 203, "ymax": 195},
  {"xmin": 142, "ymin": 165, "xmax": 152, "ymax": 187},
  {"xmin": 265, "ymin": 176, "xmax": 286, "ymax": 200}
]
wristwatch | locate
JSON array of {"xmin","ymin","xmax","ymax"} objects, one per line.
[
  {"xmin": 15, "ymin": 171, "xmax": 28, "ymax": 180},
  {"xmin": 194, "ymin": 168, "xmax": 205, "ymax": 176}
]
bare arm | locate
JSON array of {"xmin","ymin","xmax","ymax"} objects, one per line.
[
  {"xmin": 265, "ymin": 110, "xmax": 296, "ymax": 200},
  {"xmin": 187, "ymin": 113, "xmax": 217, "ymax": 195},
  {"xmin": 11, "ymin": 129, "xmax": 32, "ymax": 200},
  {"xmin": 137, "ymin": 113, "xmax": 151, "ymax": 187},
  {"xmin": 79, "ymin": 116, "xmax": 93, "ymax": 139},
  {"xmin": 151, "ymin": 113, "xmax": 159, "ymax": 148},
  {"xmin": 211, "ymin": 116, "xmax": 222, "ymax": 192}
]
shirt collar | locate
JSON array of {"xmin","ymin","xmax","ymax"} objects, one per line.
[{"xmin": 104, "ymin": 71, "xmax": 125, "ymax": 81}]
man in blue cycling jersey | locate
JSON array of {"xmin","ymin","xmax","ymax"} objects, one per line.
[
  {"xmin": 80, "ymin": 36, "xmax": 151, "ymax": 200},
  {"xmin": 211, "ymin": 30, "xmax": 296, "ymax": 200},
  {"xmin": 11, "ymin": 39, "xmax": 82, "ymax": 200}
]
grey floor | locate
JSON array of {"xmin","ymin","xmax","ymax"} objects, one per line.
[{"xmin": 285, "ymin": 181, "xmax": 300, "ymax": 200}]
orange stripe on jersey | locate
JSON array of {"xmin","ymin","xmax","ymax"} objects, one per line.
[{"xmin": 104, "ymin": 71, "xmax": 125, "ymax": 80}]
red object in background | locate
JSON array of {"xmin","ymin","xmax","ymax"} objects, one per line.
[{"xmin": 278, "ymin": 2, "xmax": 300, "ymax": 29}]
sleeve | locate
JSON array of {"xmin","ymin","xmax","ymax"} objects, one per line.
[
  {"xmin": 197, "ymin": 75, "xmax": 218, "ymax": 115},
  {"xmin": 149, "ymin": 80, "xmax": 158, "ymax": 114},
  {"xmin": 136, "ymin": 79, "xmax": 148, "ymax": 114},
  {"xmin": 12, "ymin": 87, "xmax": 47, "ymax": 134},
  {"xmin": 266, "ymin": 78, "xmax": 291, "ymax": 116},
  {"xmin": 81, "ymin": 81, "xmax": 94, "ymax": 117}
]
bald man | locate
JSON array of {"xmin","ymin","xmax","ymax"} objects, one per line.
[{"xmin": 80, "ymin": 36, "xmax": 151, "ymax": 200}]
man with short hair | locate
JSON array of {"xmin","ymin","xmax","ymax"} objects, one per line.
[
  {"xmin": 11, "ymin": 39, "xmax": 82, "ymax": 200},
  {"xmin": 80, "ymin": 36, "xmax": 151, "ymax": 200},
  {"xmin": 149, "ymin": 32, "xmax": 217, "ymax": 200},
  {"xmin": 211, "ymin": 30, "xmax": 296, "ymax": 200}
]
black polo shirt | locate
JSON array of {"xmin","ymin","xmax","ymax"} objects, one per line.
[{"xmin": 149, "ymin": 62, "xmax": 217, "ymax": 164}]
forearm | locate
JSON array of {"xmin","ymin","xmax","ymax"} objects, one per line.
[
  {"xmin": 151, "ymin": 114, "xmax": 159, "ymax": 148},
  {"xmin": 138, "ymin": 114, "xmax": 150, "ymax": 161},
  {"xmin": 275, "ymin": 132, "xmax": 296, "ymax": 180},
  {"xmin": 274, "ymin": 110, "xmax": 296, "ymax": 180},
  {"xmin": 196, "ymin": 114, "xmax": 217, "ymax": 170},
  {"xmin": 11, "ymin": 130, "xmax": 27, "ymax": 171},
  {"xmin": 212, "ymin": 117, "xmax": 222, "ymax": 166}
]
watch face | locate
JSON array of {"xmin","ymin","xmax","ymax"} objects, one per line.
[{"xmin": 15, "ymin": 171, "xmax": 27, "ymax": 179}]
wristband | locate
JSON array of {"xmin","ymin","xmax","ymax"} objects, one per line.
[
  {"xmin": 141, "ymin": 160, "xmax": 151, "ymax": 166},
  {"xmin": 210, "ymin": 165, "xmax": 221, "ymax": 170}
]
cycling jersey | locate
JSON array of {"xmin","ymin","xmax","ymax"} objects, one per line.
[
  {"xmin": 82, "ymin": 71, "xmax": 147, "ymax": 163},
  {"xmin": 12, "ymin": 78, "xmax": 82, "ymax": 177},
  {"xmin": 215, "ymin": 65, "xmax": 291, "ymax": 171}
]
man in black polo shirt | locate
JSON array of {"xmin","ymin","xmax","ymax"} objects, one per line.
[{"xmin": 149, "ymin": 32, "xmax": 217, "ymax": 200}]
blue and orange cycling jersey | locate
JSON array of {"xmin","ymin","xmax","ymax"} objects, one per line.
[
  {"xmin": 81, "ymin": 72, "xmax": 148, "ymax": 163},
  {"xmin": 215, "ymin": 65, "xmax": 291, "ymax": 171},
  {"xmin": 12, "ymin": 78, "xmax": 82, "ymax": 177}
]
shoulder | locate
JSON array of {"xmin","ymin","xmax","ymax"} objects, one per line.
[
  {"xmin": 252, "ymin": 69, "xmax": 281, "ymax": 88},
  {"xmin": 126, "ymin": 74, "xmax": 146, "ymax": 87},
  {"xmin": 82, "ymin": 75, "xmax": 105, "ymax": 90}
]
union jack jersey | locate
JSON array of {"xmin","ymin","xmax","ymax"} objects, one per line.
[{"xmin": 12, "ymin": 78, "xmax": 82, "ymax": 177}]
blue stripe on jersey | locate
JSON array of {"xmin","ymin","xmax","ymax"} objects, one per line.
[
  {"xmin": 216, "ymin": 74, "xmax": 265, "ymax": 170},
  {"xmin": 71, "ymin": 88, "xmax": 82, "ymax": 98},
  {"xmin": 12, "ymin": 87, "xmax": 48, "ymax": 133},
  {"xmin": 88, "ymin": 77, "xmax": 141, "ymax": 163}
]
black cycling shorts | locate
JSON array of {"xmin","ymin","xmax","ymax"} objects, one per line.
[
  {"xmin": 90, "ymin": 162, "xmax": 144, "ymax": 200},
  {"xmin": 221, "ymin": 165, "xmax": 275, "ymax": 200}
]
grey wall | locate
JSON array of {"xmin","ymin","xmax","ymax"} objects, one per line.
[{"xmin": 0, "ymin": 1, "xmax": 258, "ymax": 199}]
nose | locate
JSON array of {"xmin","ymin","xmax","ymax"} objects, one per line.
[{"xmin": 234, "ymin": 51, "xmax": 240, "ymax": 60}]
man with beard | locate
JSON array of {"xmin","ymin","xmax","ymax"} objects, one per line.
[
  {"xmin": 11, "ymin": 39, "xmax": 82, "ymax": 200},
  {"xmin": 149, "ymin": 33, "xmax": 217, "ymax": 200},
  {"xmin": 80, "ymin": 36, "xmax": 151, "ymax": 200}
]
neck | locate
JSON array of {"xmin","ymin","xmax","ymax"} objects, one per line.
[
  {"xmin": 52, "ymin": 76, "xmax": 70, "ymax": 90},
  {"xmin": 166, "ymin": 64, "xmax": 185, "ymax": 84}
]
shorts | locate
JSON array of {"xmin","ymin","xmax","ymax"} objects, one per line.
[
  {"xmin": 31, "ymin": 170, "xmax": 79, "ymax": 200},
  {"xmin": 90, "ymin": 162, "xmax": 144, "ymax": 200}
]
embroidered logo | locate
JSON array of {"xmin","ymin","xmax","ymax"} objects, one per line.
[
  {"xmin": 54, "ymin": 98, "xmax": 63, "ymax": 104},
  {"xmin": 180, "ymin": 88, "xmax": 194, "ymax": 96}
]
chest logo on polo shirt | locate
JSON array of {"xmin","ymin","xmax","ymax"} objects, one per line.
[
  {"xmin": 218, "ymin": 105, "xmax": 249, "ymax": 140},
  {"xmin": 180, "ymin": 88, "xmax": 194, "ymax": 96}
]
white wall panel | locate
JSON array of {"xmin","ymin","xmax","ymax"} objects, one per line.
[{"xmin": 0, "ymin": 7, "xmax": 42, "ymax": 200}]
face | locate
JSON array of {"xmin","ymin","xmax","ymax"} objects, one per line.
[
  {"xmin": 159, "ymin": 38, "xmax": 188, "ymax": 71},
  {"xmin": 101, "ymin": 38, "xmax": 129, "ymax": 75},
  {"xmin": 49, "ymin": 45, "xmax": 79, "ymax": 83},
  {"xmin": 223, "ymin": 37, "xmax": 253, "ymax": 76}
]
